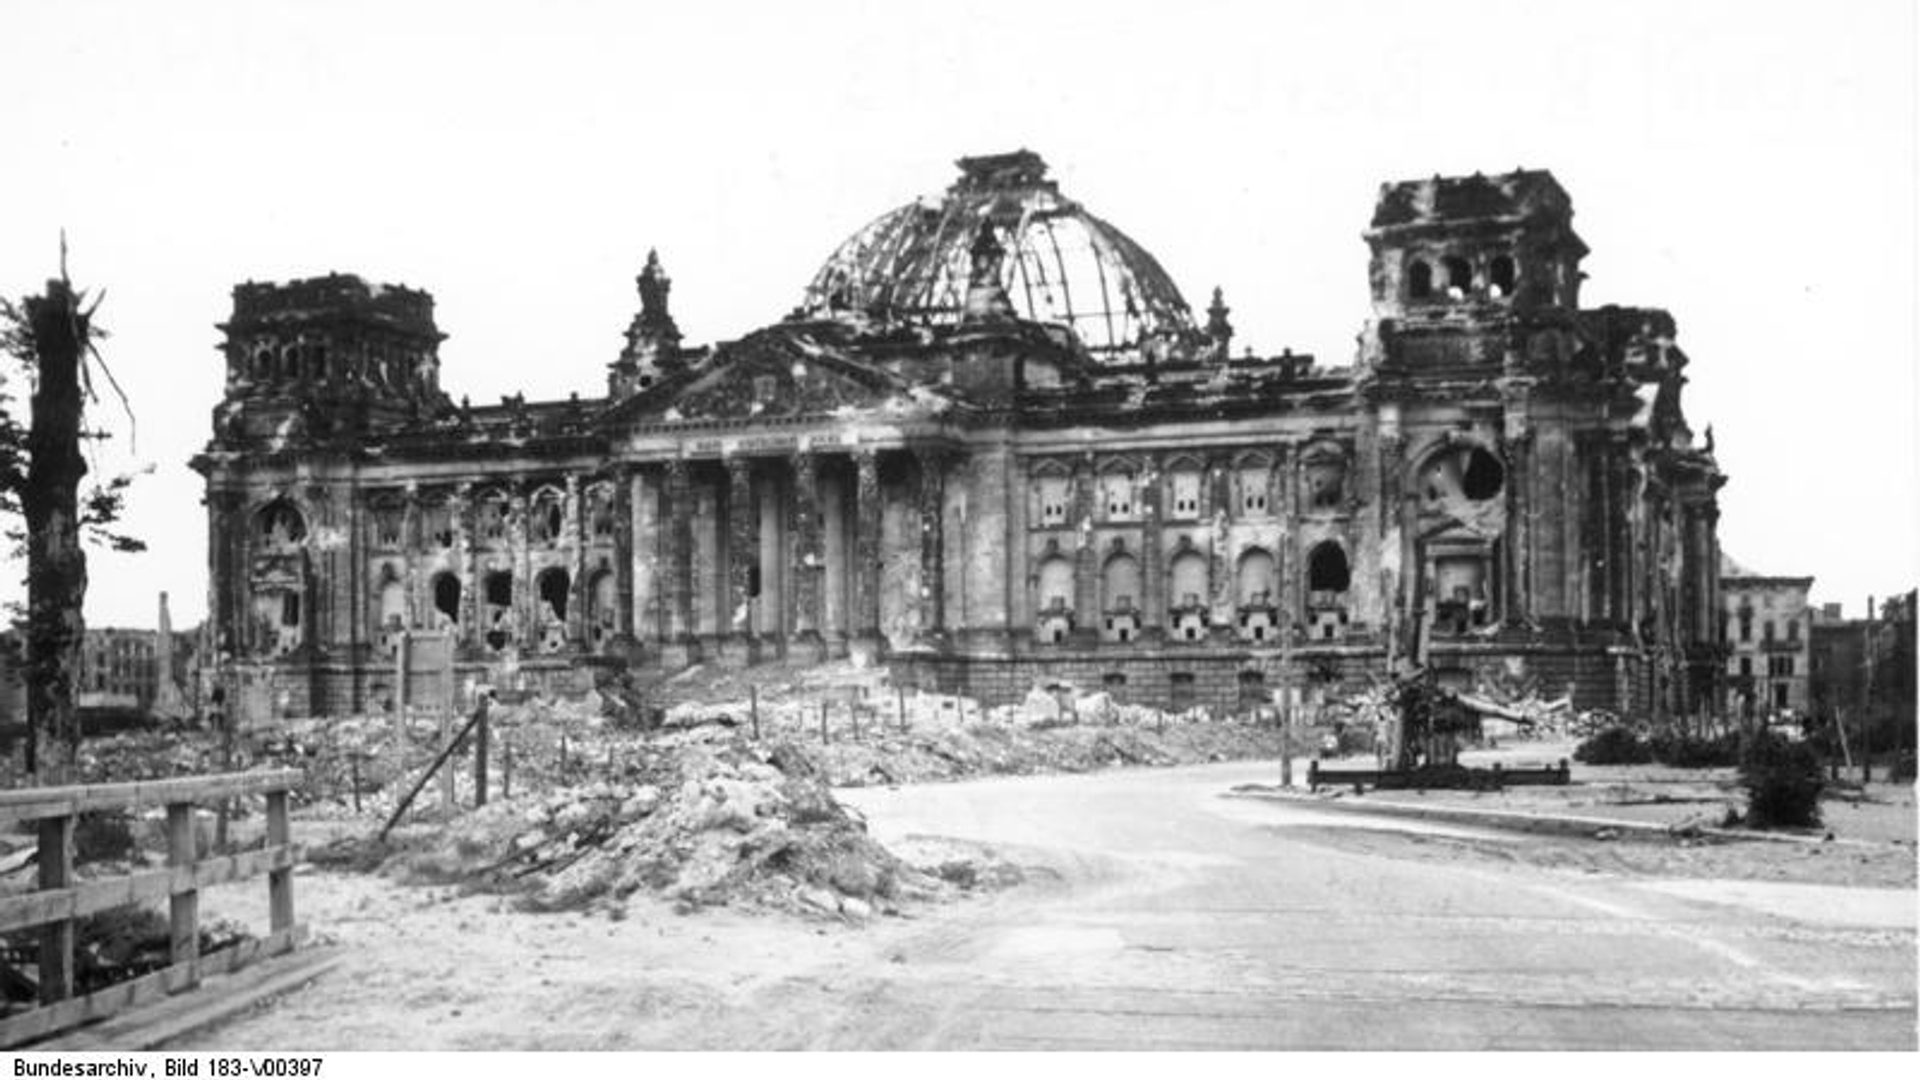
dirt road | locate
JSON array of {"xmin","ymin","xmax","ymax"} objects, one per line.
[{"xmin": 186, "ymin": 762, "xmax": 1916, "ymax": 1050}]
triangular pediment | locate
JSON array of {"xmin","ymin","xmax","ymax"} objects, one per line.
[{"xmin": 607, "ymin": 325, "xmax": 949, "ymax": 426}]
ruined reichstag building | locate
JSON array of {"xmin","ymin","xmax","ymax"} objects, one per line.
[{"xmin": 194, "ymin": 151, "xmax": 1726, "ymax": 719}]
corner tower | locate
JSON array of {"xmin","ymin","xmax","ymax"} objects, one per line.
[
  {"xmin": 212, "ymin": 274, "xmax": 449, "ymax": 446},
  {"xmin": 1361, "ymin": 170, "xmax": 1588, "ymax": 376}
]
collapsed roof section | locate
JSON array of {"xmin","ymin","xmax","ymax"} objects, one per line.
[{"xmin": 799, "ymin": 150, "xmax": 1200, "ymax": 362}]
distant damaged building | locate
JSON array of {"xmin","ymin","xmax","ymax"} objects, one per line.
[{"xmin": 192, "ymin": 151, "xmax": 1726, "ymax": 719}]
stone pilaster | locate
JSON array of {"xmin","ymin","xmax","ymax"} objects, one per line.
[
  {"xmin": 852, "ymin": 449, "xmax": 883, "ymax": 659},
  {"xmin": 1276, "ymin": 441, "xmax": 1300, "ymax": 635},
  {"xmin": 611, "ymin": 466, "xmax": 637, "ymax": 657},
  {"xmin": 1139, "ymin": 453, "xmax": 1164, "ymax": 642},
  {"xmin": 722, "ymin": 456, "xmax": 755, "ymax": 665},
  {"xmin": 1609, "ymin": 444, "xmax": 1633, "ymax": 629},
  {"xmin": 1503, "ymin": 431, "xmax": 1533, "ymax": 627},
  {"xmin": 510, "ymin": 484, "xmax": 532, "ymax": 652},
  {"xmin": 453, "ymin": 483, "xmax": 476, "ymax": 652},
  {"xmin": 662, "ymin": 458, "xmax": 697, "ymax": 666},
  {"xmin": 1071, "ymin": 455, "xmax": 1098, "ymax": 645},
  {"xmin": 401, "ymin": 485, "xmax": 420, "ymax": 630}
]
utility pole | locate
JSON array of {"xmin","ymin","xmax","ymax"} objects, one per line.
[
  {"xmin": 1279, "ymin": 545, "xmax": 1295, "ymax": 787},
  {"xmin": 1861, "ymin": 595, "xmax": 1875, "ymax": 785}
]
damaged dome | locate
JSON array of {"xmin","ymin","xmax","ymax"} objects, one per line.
[{"xmin": 801, "ymin": 150, "xmax": 1196, "ymax": 358}]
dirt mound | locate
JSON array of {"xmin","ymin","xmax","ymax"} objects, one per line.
[{"xmin": 385, "ymin": 732, "xmax": 942, "ymax": 919}]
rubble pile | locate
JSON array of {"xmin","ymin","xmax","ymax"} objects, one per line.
[{"xmin": 384, "ymin": 732, "xmax": 945, "ymax": 919}]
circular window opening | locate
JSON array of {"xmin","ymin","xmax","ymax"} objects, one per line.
[{"xmin": 1461, "ymin": 447, "xmax": 1504, "ymax": 501}]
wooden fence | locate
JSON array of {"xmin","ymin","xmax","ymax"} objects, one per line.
[{"xmin": 0, "ymin": 769, "xmax": 304, "ymax": 1047}]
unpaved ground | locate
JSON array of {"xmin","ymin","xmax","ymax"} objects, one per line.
[{"xmin": 181, "ymin": 762, "xmax": 1916, "ymax": 1050}]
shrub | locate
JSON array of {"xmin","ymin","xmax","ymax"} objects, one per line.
[
  {"xmin": 1573, "ymin": 725, "xmax": 1652, "ymax": 765},
  {"xmin": 1740, "ymin": 730, "xmax": 1825, "ymax": 829},
  {"xmin": 74, "ymin": 810, "xmax": 138, "ymax": 863},
  {"xmin": 1649, "ymin": 730, "xmax": 1742, "ymax": 769}
]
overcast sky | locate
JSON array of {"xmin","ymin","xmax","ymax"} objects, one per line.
[{"xmin": 1, "ymin": 0, "xmax": 1914, "ymax": 629}]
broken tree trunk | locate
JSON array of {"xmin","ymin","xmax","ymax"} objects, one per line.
[{"xmin": 23, "ymin": 278, "xmax": 90, "ymax": 783}]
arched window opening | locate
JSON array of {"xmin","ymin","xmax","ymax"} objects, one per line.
[
  {"xmin": 1239, "ymin": 466, "xmax": 1269, "ymax": 516},
  {"xmin": 423, "ymin": 503, "xmax": 455, "ymax": 549},
  {"xmin": 1308, "ymin": 543, "xmax": 1351, "ymax": 594},
  {"xmin": 1236, "ymin": 549, "xmax": 1277, "ymax": 643},
  {"xmin": 483, "ymin": 571, "xmax": 514, "ymax": 652},
  {"xmin": 1442, "ymin": 256, "xmax": 1473, "ymax": 299},
  {"xmin": 1236, "ymin": 548, "xmax": 1275, "ymax": 607},
  {"xmin": 589, "ymin": 490, "xmax": 616, "ymax": 540},
  {"xmin": 1169, "ymin": 549, "xmax": 1210, "ymax": 643},
  {"xmin": 1101, "ymin": 554, "xmax": 1142, "ymax": 642},
  {"xmin": 1305, "ymin": 457, "xmax": 1346, "ymax": 510},
  {"xmin": 1168, "ymin": 469, "xmax": 1202, "ymax": 517},
  {"xmin": 1035, "ymin": 555, "xmax": 1075, "ymax": 643},
  {"xmin": 1099, "ymin": 470, "xmax": 1134, "ymax": 519},
  {"xmin": 258, "ymin": 501, "xmax": 307, "ymax": 547},
  {"xmin": 537, "ymin": 568, "xmax": 571, "ymax": 622},
  {"xmin": 372, "ymin": 502, "xmax": 404, "ymax": 548},
  {"xmin": 1461, "ymin": 447, "xmax": 1504, "ymax": 501},
  {"xmin": 431, "ymin": 573, "xmax": 461, "ymax": 628},
  {"xmin": 1407, "ymin": 259, "xmax": 1434, "ymax": 300},
  {"xmin": 1488, "ymin": 255, "xmax": 1517, "ymax": 298},
  {"xmin": 378, "ymin": 578, "xmax": 406, "ymax": 631},
  {"xmin": 587, "ymin": 571, "xmax": 617, "ymax": 651},
  {"xmin": 1034, "ymin": 475, "xmax": 1070, "ymax": 526},
  {"xmin": 1421, "ymin": 444, "xmax": 1505, "ymax": 506},
  {"xmin": 531, "ymin": 491, "xmax": 565, "ymax": 545},
  {"xmin": 478, "ymin": 495, "xmax": 510, "ymax": 544}
]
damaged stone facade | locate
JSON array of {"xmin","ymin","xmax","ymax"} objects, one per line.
[{"xmin": 193, "ymin": 152, "xmax": 1726, "ymax": 718}]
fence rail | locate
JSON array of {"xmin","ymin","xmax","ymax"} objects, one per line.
[{"xmin": 0, "ymin": 768, "xmax": 304, "ymax": 1048}]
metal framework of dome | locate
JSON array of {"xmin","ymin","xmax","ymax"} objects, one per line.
[{"xmin": 802, "ymin": 150, "xmax": 1196, "ymax": 357}]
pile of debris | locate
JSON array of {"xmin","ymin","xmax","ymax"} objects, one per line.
[{"xmin": 376, "ymin": 731, "xmax": 955, "ymax": 920}]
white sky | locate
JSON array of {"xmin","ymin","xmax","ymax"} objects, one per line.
[{"xmin": 0, "ymin": 0, "xmax": 1914, "ymax": 629}]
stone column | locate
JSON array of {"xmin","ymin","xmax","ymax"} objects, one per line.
[
  {"xmin": 453, "ymin": 483, "xmax": 476, "ymax": 652},
  {"xmin": 662, "ymin": 458, "xmax": 697, "ymax": 666},
  {"xmin": 611, "ymin": 468, "xmax": 637, "ymax": 655},
  {"xmin": 914, "ymin": 448, "xmax": 947, "ymax": 647},
  {"xmin": 565, "ymin": 474, "xmax": 585, "ymax": 649},
  {"xmin": 852, "ymin": 449, "xmax": 883, "ymax": 658},
  {"xmin": 788, "ymin": 450, "xmax": 825, "ymax": 660},
  {"xmin": 1139, "ymin": 452, "xmax": 1164, "ymax": 642},
  {"xmin": 722, "ymin": 456, "xmax": 755, "ymax": 664}
]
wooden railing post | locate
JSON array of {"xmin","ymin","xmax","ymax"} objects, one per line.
[
  {"xmin": 167, "ymin": 801, "xmax": 201, "ymax": 990},
  {"xmin": 37, "ymin": 813, "xmax": 74, "ymax": 1005},
  {"xmin": 473, "ymin": 696, "xmax": 490, "ymax": 808},
  {"xmin": 266, "ymin": 789, "xmax": 293, "ymax": 933}
]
